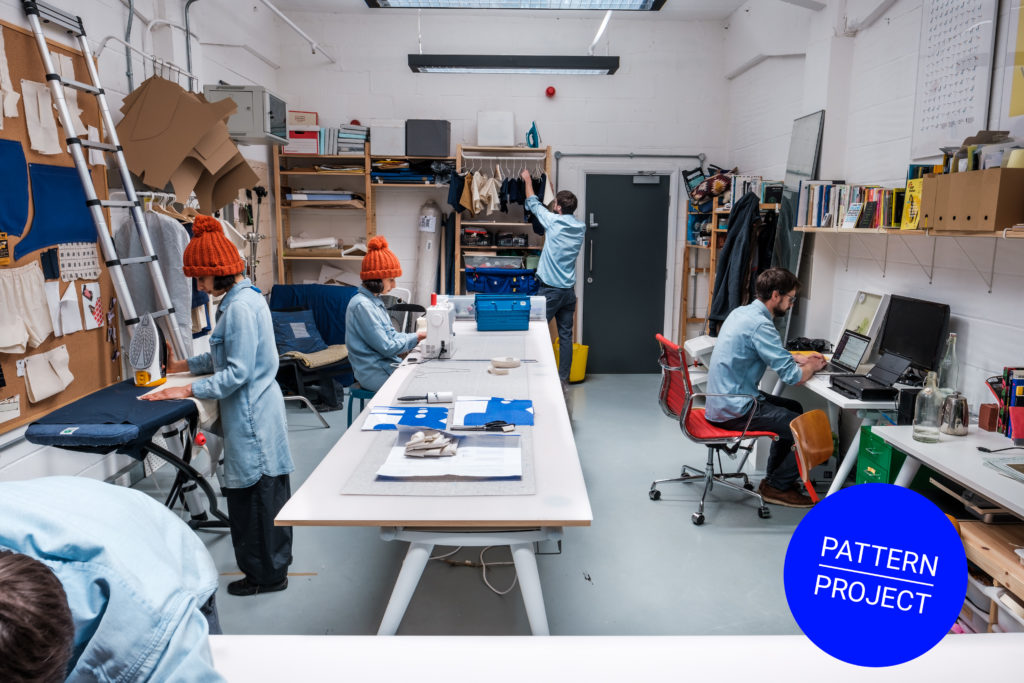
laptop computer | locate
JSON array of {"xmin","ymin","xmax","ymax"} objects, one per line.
[
  {"xmin": 817, "ymin": 329, "xmax": 871, "ymax": 375},
  {"xmin": 830, "ymin": 352, "xmax": 912, "ymax": 401}
]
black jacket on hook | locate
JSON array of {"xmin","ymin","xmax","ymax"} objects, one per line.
[{"xmin": 707, "ymin": 191, "xmax": 777, "ymax": 335}]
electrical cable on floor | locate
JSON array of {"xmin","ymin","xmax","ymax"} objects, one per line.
[{"xmin": 430, "ymin": 545, "xmax": 518, "ymax": 596}]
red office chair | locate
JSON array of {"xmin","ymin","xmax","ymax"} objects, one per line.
[{"xmin": 651, "ymin": 334, "xmax": 777, "ymax": 525}]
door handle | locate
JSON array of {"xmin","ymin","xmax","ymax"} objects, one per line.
[
  {"xmin": 589, "ymin": 212, "xmax": 599, "ymax": 228},
  {"xmin": 589, "ymin": 239, "xmax": 594, "ymax": 274}
]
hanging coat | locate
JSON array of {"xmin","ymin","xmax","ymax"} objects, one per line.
[{"xmin": 708, "ymin": 192, "xmax": 773, "ymax": 335}]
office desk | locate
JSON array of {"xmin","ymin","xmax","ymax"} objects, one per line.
[
  {"xmin": 209, "ymin": 634, "xmax": 1024, "ymax": 681},
  {"xmin": 873, "ymin": 425, "xmax": 1024, "ymax": 519},
  {"xmin": 796, "ymin": 375, "xmax": 897, "ymax": 496},
  {"xmin": 276, "ymin": 321, "xmax": 592, "ymax": 635}
]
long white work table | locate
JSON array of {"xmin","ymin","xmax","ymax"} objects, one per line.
[
  {"xmin": 276, "ymin": 320, "xmax": 592, "ymax": 635},
  {"xmin": 873, "ymin": 425, "xmax": 1024, "ymax": 519},
  {"xmin": 209, "ymin": 633, "xmax": 1024, "ymax": 681}
]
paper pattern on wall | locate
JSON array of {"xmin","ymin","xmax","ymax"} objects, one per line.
[
  {"xmin": 20, "ymin": 80, "xmax": 62, "ymax": 155},
  {"xmin": 0, "ymin": 27, "xmax": 20, "ymax": 120},
  {"xmin": 59, "ymin": 242, "xmax": 100, "ymax": 281},
  {"xmin": 86, "ymin": 125, "xmax": 104, "ymax": 166},
  {"xmin": 1009, "ymin": 5, "xmax": 1024, "ymax": 118},
  {"xmin": 59, "ymin": 279, "xmax": 83, "ymax": 335},
  {"xmin": 50, "ymin": 52, "xmax": 86, "ymax": 136},
  {"xmin": 0, "ymin": 396, "xmax": 20, "ymax": 425},
  {"xmin": 23, "ymin": 344, "xmax": 74, "ymax": 404},
  {"xmin": 80, "ymin": 282, "xmax": 102, "ymax": 331},
  {"xmin": 44, "ymin": 280, "xmax": 63, "ymax": 337}
]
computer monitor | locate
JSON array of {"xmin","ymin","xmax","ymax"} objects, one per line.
[{"xmin": 877, "ymin": 295, "xmax": 950, "ymax": 371}]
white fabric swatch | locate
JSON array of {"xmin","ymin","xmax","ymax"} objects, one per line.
[
  {"xmin": 24, "ymin": 344, "xmax": 74, "ymax": 404},
  {"xmin": 141, "ymin": 373, "xmax": 220, "ymax": 428},
  {"xmin": 44, "ymin": 280, "xmax": 64, "ymax": 337},
  {"xmin": 59, "ymin": 243, "xmax": 100, "ymax": 282},
  {"xmin": 59, "ymin": 280, "xmax": 83, "ymax": 335},
  {"xmin": 0, "ymin": 396, "xmax": 21, "ymax": 425},
  {"xmin": 20, "ymin": 80, "xmax": 62, "ymax": 155},
  {"xmin": 0, "ymin": 27, "xmax": 21, "ymax": 119}
]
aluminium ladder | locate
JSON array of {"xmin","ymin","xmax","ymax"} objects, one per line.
[{"xmin": 21, "ymin": 0, "xmax": 187, "ymax": 359}]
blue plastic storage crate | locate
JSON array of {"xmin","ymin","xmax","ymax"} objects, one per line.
[
  {"xmin": 475, "ymin": 294, "xmax": 531, "ymax": 331},
  {"xmin": 465, "ymin": 267, "xmax": 538, "ymax": 295}
]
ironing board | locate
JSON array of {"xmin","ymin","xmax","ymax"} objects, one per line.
[{"xmin": 25, "ymin": 380, "xmax": 228, "ymax": 529}]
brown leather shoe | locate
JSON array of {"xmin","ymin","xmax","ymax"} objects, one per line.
[{"xmin": 758, "ymin": 480, "xmax": 814, "ymax": 508}]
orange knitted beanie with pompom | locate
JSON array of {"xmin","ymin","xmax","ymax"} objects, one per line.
[
  {"xmin": 360, "ymin": 236, "xmax": 402, "ymax": 280},
  {"xmin": 182, "ymin": 215, "xmax": 244, "ymax": 277}
]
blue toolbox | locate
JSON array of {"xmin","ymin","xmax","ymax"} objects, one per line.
[{"xmin": 474, "ymin": 294, "xmax": 531, "ymax": 331}]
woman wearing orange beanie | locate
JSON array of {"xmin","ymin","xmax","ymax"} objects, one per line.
[
  {"xmin": 344, "ymin": 236, "xmax": 426, "ymax": 392},
  {"xmin": 143, "ymin": 215, "xmax": 293, "ymax": 597}
]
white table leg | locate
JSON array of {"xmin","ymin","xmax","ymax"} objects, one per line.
[
  {"xmin": 893, "ymin": 458, "xmax": 922, "ymax": 488},
  {"xmin": 377, "ymin": 541, "xmax": 433, "ymax": 636},
  {"xmin": 511, "ymin": 542, "xmax": 550, "ymax": 636}
]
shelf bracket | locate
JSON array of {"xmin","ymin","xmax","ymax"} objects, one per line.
[
  {"xmin": 854, "ymin": 235, "xmax": 884, "ymax": 276},
  {"xmin": 897, "ymin": 234, "xmax": 936, "ymax": 283},
  {"xmin": 817, "ymin": 233, "xmax": 849, "ymax": 270},
  {"xmin": 950, "ymin": 236, "xmax": 997, "ymax": 293}
]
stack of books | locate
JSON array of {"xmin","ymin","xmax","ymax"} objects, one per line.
[
  {"xmin": 797, "ymin": 182, "xmax": 906, "ymax": 229},
  {"xmin": 320, "ymin": 124, "xmax": 369, "ymax": 155}
]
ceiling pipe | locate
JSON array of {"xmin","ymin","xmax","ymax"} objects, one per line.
[
  {"xmin": 124, "ymin": 0, "xmax": 135, "ymax": 90},
  {"xmin": 185, "ymin": 0, "xmax": 201, "ymax": 90},
  {"xmin": 258, "ymin": 0, "xmax": 337, "ymax": 64}
]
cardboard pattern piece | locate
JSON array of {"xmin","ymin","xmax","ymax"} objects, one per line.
[{"xmin": 116, "ymin": 76, "xmax": 258, "ymax": 212}]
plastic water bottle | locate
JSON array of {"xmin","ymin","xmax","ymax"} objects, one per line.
[
  {"xmin": 936, "ymin": 332, "xmax": 958, "ymax": 398},
  {"xmin": 913, "ymin": 371, "xmax": 941, "ymax": 443}
]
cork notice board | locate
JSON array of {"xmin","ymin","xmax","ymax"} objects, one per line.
[{"xmin": 0, "ymin": 18, "xmax": 118, "ymax": 435}]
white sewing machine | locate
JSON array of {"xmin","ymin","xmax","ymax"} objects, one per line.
[{"xmin": 421, "ymin": 295, "xmax": 455, "ymax": 359}]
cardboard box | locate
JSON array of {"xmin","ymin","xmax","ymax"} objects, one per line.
[
  {"xmin": 406, "ymin": 119, "xmax": 451, "ymax": 157},
  {"xmin": 931, "ymin": 168, "xmax": 1024, "ymax": 233},
  {"xmin": 919, "ymin": 175, "xmax": 938, "ymax": 229},
  {"xmin": 288, "ymin": 110, "xmax": 318, "ymax": 126},
  {"xmin": 371, "ymin": 122, "xmax": 405, "ymax": 156},
  {"xmin": 284, "ymin": 129, "xmax": 318, "ymax": 155}
]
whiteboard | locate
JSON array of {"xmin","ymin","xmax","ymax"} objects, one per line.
[
  {"xmin": 911, "ymin": 0, "xmax": 997, "ymax": 159},
  {"xmin": 996, "ymin": 2, "xmax": 1024, "ymax": 136}
]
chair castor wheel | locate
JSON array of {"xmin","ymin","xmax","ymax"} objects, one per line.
[
  {"xmin": 691, "ymin": 512, "xmax": 705, "ymax": 525},
  {"xmin": 649, "ymin": 489, "xmax": 661, "ymax": 501},
  {"xmin": 744, "ymin": 482, "xmax": 754, "ymax": 490},
  {"xmin": 758, "ymin": 506, "xmax": 771, "ymax": 519}
]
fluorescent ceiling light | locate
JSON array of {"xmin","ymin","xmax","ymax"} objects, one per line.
[
  {"xmin": 370, "ymin": 0, "xmax": 663, "ymax": 9},
  {"xmin": 408, "ymin": 54, "xmax": 619, "ymax": 74}
]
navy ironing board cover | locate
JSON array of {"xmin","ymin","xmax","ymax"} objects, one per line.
[{"xmin": 26, "ymin": 380, "xmax": 196, "ymax": 456}]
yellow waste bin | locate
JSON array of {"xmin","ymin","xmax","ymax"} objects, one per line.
[{"xmin": 552, "ymin": 343, "xmax": 589, "ymax": 383}]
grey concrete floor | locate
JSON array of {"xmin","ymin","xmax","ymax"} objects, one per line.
[{"xmin": 140, "ymin": 374, "xmax": 808, "ymax": 636}]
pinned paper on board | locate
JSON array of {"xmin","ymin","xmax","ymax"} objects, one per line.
[
  {"xmin": 0, "ymin": 27, "xmax": 21, "ymax": 120},
  {"xmin": 81, "ymin": 281, "xmax": 103, "ymax": 331},
  {"xmin": 59, "ymin": 280, "xmax": 82, "ymax": 335},
  {"xmin": 20, "ymin": 80, "xmax": 62, "ymax": 155}
]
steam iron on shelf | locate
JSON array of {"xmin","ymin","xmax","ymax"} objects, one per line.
[{"xmin": 129, "ymin": 313, "xmax": 166, "ymax": 387}]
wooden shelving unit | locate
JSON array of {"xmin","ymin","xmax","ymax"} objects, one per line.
[{"xmin": 454, "ymin": 145, "xmax": 551, "ymax": 294}]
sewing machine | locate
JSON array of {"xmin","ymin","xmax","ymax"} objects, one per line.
[{"xmin": 421, "ymin": 296, "xmax": 455, "ymax": 359}]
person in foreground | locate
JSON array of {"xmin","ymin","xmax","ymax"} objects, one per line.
[
  {"xmin": 0, "ymin": 476, "xmax": 224, "ymax": 682},
  {"xmin": 143, "ymin": 214, "xmax": 294, "ymax": 597},
  {"xmin": 520, "ymin": 169, "xmax": 585, "ymax": 390},
  {"xmin": 704, "ymin": 268, "xmax": 827, "ymax": 507},
  {"xmin": 345, "ymin": 235, "xmax": 426, "ymax": 392}
]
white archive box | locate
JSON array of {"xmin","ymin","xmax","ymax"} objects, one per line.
[
  {"xmin": 370, "ymin": 121, "xmax": 405, "ymax": 156},
  {"xmin": 477, "ymin": 111, "xmax": 514, "ymax": 146}
]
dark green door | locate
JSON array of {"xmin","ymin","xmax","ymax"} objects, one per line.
[{"xmin": 582, "ymin": 174, "xmax": 670, "ymax": 373}]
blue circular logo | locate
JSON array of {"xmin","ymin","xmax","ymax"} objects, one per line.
[{"xmin": 784, "ymin": 484, "xmax": 966, "ymax": 667}]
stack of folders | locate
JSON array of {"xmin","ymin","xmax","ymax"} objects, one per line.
[
  {"xmin": 319, "ymin": 124, "xmax": 369, "ymax": 155},
  {"xmin": 982, "ymin": 456, "xmax": 1024, "ymax": 484}
]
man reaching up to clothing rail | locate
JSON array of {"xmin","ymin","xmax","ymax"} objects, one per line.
[{"xmin": 522, "ymin": 170, "xmax": 585, "ymax": 391}]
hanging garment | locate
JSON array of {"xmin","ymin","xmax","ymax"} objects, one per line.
[
  {"xmin": 542, "ymin": 173, "xmax": 556, "ymax": 207},
  {"xmin": 447, "ymin": 172, "xmax": 467, "ymax": 213},
  {"xmin": 471, "ymin": 172, "xmax": 489, "ymax": 215},
  {"xmin": 114, "ymin": 212, "xmax": 193, "ymax": 357},
  {"xmin": 459, "ymin": 171, "xmax": 475, "ymax": 215},
  {"xmin": 0, "ymin": 139, "xmax": 29, "ymax": 237},
  {"xmin": 0, "ymin": 261, "xmax": 53, "ymax": 354},
  {"xmin": 14, "ymin": 164, "xmax": 98, "ymax": 260}
]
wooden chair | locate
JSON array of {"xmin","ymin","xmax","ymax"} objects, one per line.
[
  {"xmin": 787, "ymin": 409, "xmax": 836, "ymax": 503},
  {"xmin": 651, "ymin": 334, "xmax": 776, "ymax": 525}
]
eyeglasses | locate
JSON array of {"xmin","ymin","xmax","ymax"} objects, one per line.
[{"xmin": 785, "ymin": 295, "xmax": 798, "ymax": 304}]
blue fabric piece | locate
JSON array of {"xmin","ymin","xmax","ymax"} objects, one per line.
[
  {"xmin": 269, "ymin": 283, "xmax": 359, "ymax": 346},
  {"xmin": 39, "ymin": 247, "xmax": 60, "ymax": 279},
  {"xmin": 0, "ymin": 477, "xmax": 223, "ymax": 682},
  {"xmin": 15, "ymin": 164, "xmax": 97, "ymax": 259},
  {"xmin": 27, "ymin": 380, "xmax": 195, "ymax": 456},
  {"xmin": 271, "ymin": 309, "xmax": 329, "ymax": 354},
  {"xmin": 704, "ymin": 299, "xmax": 803, "ymax": 423},
  {"xmin": 26, "ymin": 422, "xmax": 139, "ymax": 447},
  {"xmin": 465, "ymin": 268, "xmax": 538, "ymax": 295},
  {"xmin": 462, "ymin": 398, "xmax": 535, "ymax": 426},
  {"xmin": 0, "ymin": 139, "xmax": 29, "ymax": 237},
  {"xmin": 368, "ymin": 406, "xmax": 449, "ymax": 431},
  {"xmin": 187, "ymin": 279, "xmax": 293, "ymax": 489}
]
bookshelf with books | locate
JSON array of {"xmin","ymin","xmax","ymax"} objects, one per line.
[{"xmin": 273, "ymin": 144, "xmax": 374, "ymax": 284}]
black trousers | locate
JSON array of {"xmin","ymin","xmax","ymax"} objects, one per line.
[
  {"xmin": 224, "ymin": 473, "xmax": 293, "ymax": 585},
  {"xmin": 712, "ymin": 393, "xmax": 804, "ymax": 490},
  {"xmin": 538, "ymin": 282, "xmax": 576, "ymax": 384}
]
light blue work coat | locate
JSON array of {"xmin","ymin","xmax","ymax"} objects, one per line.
[
  {"xmin": 0, "ymin": 476, "xmax": 223, "ymax": 682},
  {"xmin": 344, "ymin": 286, "xmax": 419, "ymax": 392},
  {"xmin": 188, "ymin": 279, "xmax": 293, "ymax": 489}
]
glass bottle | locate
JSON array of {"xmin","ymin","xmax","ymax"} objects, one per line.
[
  {"xmin": 913, "ymin": 371, "xmax": 941, "ymax": 443},
  {"xmin": 936, "ymin": 332, "xmax": 958, "ymax": 398}
]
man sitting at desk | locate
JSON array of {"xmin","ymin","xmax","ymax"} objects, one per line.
[
  {"xmin": 705, "ymin": 268, "xmax": 827, "ymax": 508},
  {"xmin": 0, "ymin": 477, "xmax": 224, "ymax": 682}
]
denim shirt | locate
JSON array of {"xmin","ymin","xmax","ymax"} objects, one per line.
[
  {"xmin": 705, "ymin": 300, "xmax": 803, "ymax": 422},
  {"xmin": 525, "ymin": 195, "xmax": 585, "ymax": 289},
  {"xmin": 0, "ymin": 477, "xmax": 223, "ymax": 683},
  {"xmin": 344, "ymin": 286, "xmax": 419, "ymax": 392},
  {"xmin": 188, "ymin": 279, "xmax": 293, "ymax": 488}
]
